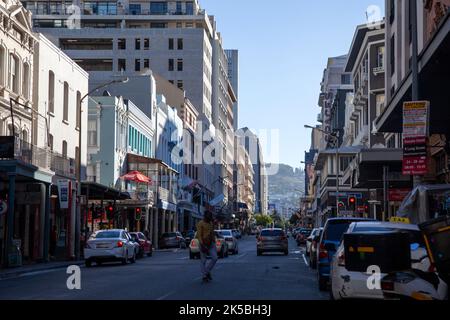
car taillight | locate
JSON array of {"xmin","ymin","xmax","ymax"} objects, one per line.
[
  {"xmin": 190, "ymin": 240, "xmax": 197, "ymax": 247},
  {"xmin": 337, "ymin": 252, "xmax": 345, "ymax": 266},
  {"xmin": 116, "ymin": 241, "xmax": 124, "ymax": 248},
  {"xmin": 381, "ymin": 280, "xmax": 394, "ymax": 291},
  {"xmin": 319, "ymin": 243, "xmax": 328, "ymax": 259},
  {"xmin": 216, "ymin": 240, "xmax": 221, "ymax": 247}
]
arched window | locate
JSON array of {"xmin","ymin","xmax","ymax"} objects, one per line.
[
  {"xmin": 9, "ymin": 54, "xmax": 20, "ymax": 93},
  {"xmin": 63, "ymin": 81, "xmax": 69, "ymax": 122},
  {"xmin": 22, "ymin": 63, "xmax": 30, "ymax": 99},
  {"xmin": 22, "ymin": 129, "xmax": 28, "ymax": 143},
  {"xmin": 48, "ymin": 71, "xmax": 55, "ymax": 113}
]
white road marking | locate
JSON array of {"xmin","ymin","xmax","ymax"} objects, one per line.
[
  {"xmin": 235, "ymin": 252, "xmax": 248, "ymax": 259},
  {"xmin": 177, "ymin": 256, "xmax": 189, "ymax": 260},
  {"xmin": 302, "ymin": 254, "xmax": 309, "ymax": 267}
]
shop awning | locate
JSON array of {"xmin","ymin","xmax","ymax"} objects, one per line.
[{"xmin": 81, "ymin": 182, "xmax": 131, "ymax": 200}]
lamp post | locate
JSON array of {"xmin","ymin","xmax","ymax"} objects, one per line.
[
  {"xmin": 75, "ymin": 77, "xmax": 129, "ymax": 259},
  {"xmin": 305, "ymin": 125, "xmax": 340, "ymax": 217}
]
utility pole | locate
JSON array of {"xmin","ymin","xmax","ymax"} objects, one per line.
[{"xmin": 410, "ymin": 0, "xmax": 422, "ymax": 188}]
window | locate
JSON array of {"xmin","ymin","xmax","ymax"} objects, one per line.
[
  {"xmin": 22, "ymin": 129, "xmax": 28, "ymax": 143},
  {"xmin": 390, "ymin": 35, "xmax": 395, "ymax": 76},
  {"xmin": 144, "ymin": 38, "xmax": 149, "ymax": 50},
  {"xmin": 150, "ymin": 2, "xmax": 168, "ymax": 15},
  {"xmin": 177, "ymin": 38, "xmax": 183, "ymax": 50},
  {"xmin": 387, "ymin": 135, "xmax": 396, "ymax": 148},
  {"xmin": 62, "ymin": 140, "xmax": 68, "ymax": 158},
  {"xmin": 177, "ymin": 80, "xmax": 183, "ymax": 90},
  {"xmin": 150, "ymin": 22, "xmax": 166, "ymax": 28},
  {"xmin": 22, "ymin": 63, "xmax": 30, "ymax": 99},
  {"xmin": 135, "ymin": 59, "xmax": 140, "ymax": 71},
  {"xmin": 118, "ymin": 59, "xmax": 126, "ymax": 71},
  {"xmin": 76, "ymin": 91, "xmax": 81, "ymax": 129},
  {"xmin": 168, "ymin": 59, "xmax": 174, "ymax": 71},
  {"xmin": 144, "ymin": 59, "xmax": 150, "ymax": 69},
  {"xmin": 177, "ymin": 59, "xmax": 183, "ymax": 71},
  {"xmin": 176, "ymin": 22, "xmax": 182, "ymax": 28},
  {"xmin": 341, "ymin": 74, "xmax": 351, "ymax": 85},
  {"xmin": 375, "ymin": 94, "xmax": 385, "ymax": 117},
  {"xmin": 48, "ymin": 71, "xmax": 55, "ymax": 112},
  {"xmin": 389, "ymin": 0, "xmax": 395, "ymax": 25},
  {"xmin": 339, "ymin": 156, "xmax": 353, "ymax": 173},
  {"xmin": 169, "ymin": 38, "xmax": 174, "ymax": 50},
  {"xmin": 75, "ymin": 59, "xmax": 113, "ymax": 71},
  {"xmin": 118, "ymin": 38, "xmax": 126, "ymax": 50},
  {"xmin": 48, "ymin": 134, "xmax": 54, "ymax": 150},
  {"xmin": 186, "ymin": 1, "xmax": 194, "ymax": 15},
  {"xmin": 63, "ymin": 81, "xmax": 69, "ymax": 122},
  {"xmin": 135, "ymin": 38, "xmax": 140, "ymax": 50},
  {"xmin": 176, "ymin": 1, "xmax": 182, "ymax": 14},
  {"xmin": 377, "ymin": 46, "xmax": 385, "ymax": 68},
  {"xmin": 9, "ymin": 54, "xmax": 19, "ymax": 93},
  {"xmin": 129, "ymin": 4, "xmax": 141, "ymax": 15},
  {"xmin": 0, "ymin": 46, "xmax": 5, "ymax": 86},
  {"xmin": 88, "ymin": 120, "xmax": 98, "ymax": 146}
]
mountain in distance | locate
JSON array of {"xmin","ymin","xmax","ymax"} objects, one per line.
[{"xmin": 265, "ymin": 163, "xmax": 305, "ymax": 217}]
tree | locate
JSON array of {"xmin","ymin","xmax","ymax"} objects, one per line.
[{"xmin": 254, "ymin": 214, "xmax": 273, "ymax": 227}]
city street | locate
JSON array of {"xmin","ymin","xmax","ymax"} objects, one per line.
[{"xmin": 0, "ymin": 237, "xmax": 327, "ymax": 300}]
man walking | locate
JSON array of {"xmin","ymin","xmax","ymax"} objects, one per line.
[{"xmin": 196, "ymin": 211, "xmax": 217, "ymax": 282}]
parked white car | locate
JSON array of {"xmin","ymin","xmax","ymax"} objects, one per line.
[
  {"xmin": 216, "ymin": 230, "xmax": 239, "ymax": 254},
  {"xmin": 84, "ymin": 229, "xmax": 137, "ymax": 267},
  {"xmin": 305, "ymin": 228, "xmax": 321, "ymax": 256},
  {"xmin": 330, "ymin": 221, "xmax": 432, "ymax": 300}
]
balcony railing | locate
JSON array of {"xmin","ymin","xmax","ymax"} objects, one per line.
[{"xmin": 1, "ymin": 137, "xmax": 76, "ymax": 178}]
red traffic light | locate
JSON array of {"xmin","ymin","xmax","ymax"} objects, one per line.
[
  {"xmin": 349, "ymin": 197, "xmax": 356, "ymax": 204},
  {"xmin": 136, "ymin": 208, "xmax": 141, "ymax": 213},
  {"xmin": 107, "ymin": 206, "xmax": 114, "ymax": 212}
]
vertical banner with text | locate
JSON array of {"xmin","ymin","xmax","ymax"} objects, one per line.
[{"xmin": 402, "ymin": 101, "xmax": 430, "ymax": 176}]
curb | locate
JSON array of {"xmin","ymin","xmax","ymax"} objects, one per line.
[{"xmin": 0, "ymin": 261, "xmax": 84, "ymax": 280}]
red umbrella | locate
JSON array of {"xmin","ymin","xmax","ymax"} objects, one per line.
[{"xmin": 120, "ymin": 171, "xmax": 152, "ymax": 184}]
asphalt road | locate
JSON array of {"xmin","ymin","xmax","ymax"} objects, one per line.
[{"xmin": 0, "ymin": 237, "xmax": 328, "ymax": 300}]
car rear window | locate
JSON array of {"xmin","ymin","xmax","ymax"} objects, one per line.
[
  {"xmin": 93, "ymin": 231, "xmax": 121, "ymax": 239},
  {"xmin": 261, "ymin": 230, "xmax": 285, "ymax": 237},
  {"xmin": 129, "ymin": 234, "xmax": 138, "ymax": 240},
  {"xmin": 219, "ymin": 231, "xmax": 232, "ymax": 237},
  {"xmin": 353, "ymin": 227, "xmax": 425, "ymax": 245},
  {"xmin": 323, "ymin": 221, "xmax": 355, "ymax": 242}
]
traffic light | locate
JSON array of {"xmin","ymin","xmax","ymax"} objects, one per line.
[
  {"xmin": 135, "ymin": 207, "xmax": 142, "ymax": 221},
  {"xmin": 338, "ymin": 201, "xmax": 345, "ymax": 209},
  {"xmin": 106, "ymin": 203, "xmax": 115, "ymax": 220},
  {"xmin": 348, "ymin": 196, "xmax": 357, "ymax": 211}
]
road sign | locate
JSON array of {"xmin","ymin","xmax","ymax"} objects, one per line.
[{"xmin": 0, "ymin": 200, "xmax": 7, "ymax": 215}]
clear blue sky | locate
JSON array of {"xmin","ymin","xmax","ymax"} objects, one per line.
[{"xmin": 202, "ymin": 0, "xmax": 385, "ymax": 168}]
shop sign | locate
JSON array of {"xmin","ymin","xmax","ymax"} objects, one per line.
[
  {"xmin": 57, "ymin": 180, "xmax": 70, "ymax": 209},
  {"xmin": 402, "ymin": 101, "xmax": 430, "ymax": 176},
  {"xmin": 389, "ymin": 189, "xmax": 412, "ymax": 202}
]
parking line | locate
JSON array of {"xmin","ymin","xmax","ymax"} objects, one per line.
[{"xmin": 302, "ymin": 254, "xmax": 309, "ymax": 267}]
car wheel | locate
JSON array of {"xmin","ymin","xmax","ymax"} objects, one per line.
[
  {"xmin": 318, "ymin": 274, "xmax": 328, "ymax": 291},
  {"xmin": 189, "ymin": 251, "xmax": 195, "ymax": 259},
  {"xmin": 257, "ymin": 250, "xmax": 262, "ymax": 256},
  {"xmin": 85, "ymin": 260, "xmax": 92, "ymax": 268},
  {"xmin": 284, "ymin": 250, "xmax": 289, "ymax": 256},
  {"xmin": 147, "ymin": 250, "xmax": 153, "ymax": 257}
]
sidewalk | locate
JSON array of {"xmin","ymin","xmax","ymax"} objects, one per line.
[{"xmin": 0, "ymin": 260, "xmax": 84, "ymax": 280}]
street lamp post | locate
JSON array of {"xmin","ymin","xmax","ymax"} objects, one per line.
[
  {"xmin": 75, "ymin": 77, "xmax": 129, "ymax": 259},
  {"xmin": 305, "ymin": 125, "xmax": 340, "ymax": 217}
]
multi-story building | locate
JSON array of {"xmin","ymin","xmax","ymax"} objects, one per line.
[
  {"xmin": 1, "ymin": 0, "xmax": 88, "ymax": 266},
  {"xmin": 375, "ymin": 0, "xmax": 450, "ymax": 185},
  {"xmin": 225, "ymin": 49, "xmax": 238, "ymax": 131},
  {"xmin": 236, "ymin": 127, "xmax": 267, "ymax": 215},
  {"xmin": 341, "ymin": 22, "xmax": 412, "ymax": 220}
]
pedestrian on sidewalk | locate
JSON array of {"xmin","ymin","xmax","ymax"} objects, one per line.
[{"xmin": 196, "ymin": 211, "xmax": 217, "ymax": 282}]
